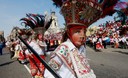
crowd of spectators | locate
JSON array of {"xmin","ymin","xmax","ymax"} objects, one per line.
[{"xmin": 86, "ymin": 21, "xmax": 128, "ymax": 51}]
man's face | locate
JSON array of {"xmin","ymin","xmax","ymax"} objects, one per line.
[
  {"xmin": 69, "ymin": 27, "xmax": 86, "ymax": 48},
  {"xmin": 38, "ymin": 34, "xmax": 43, "ymax": 40}
]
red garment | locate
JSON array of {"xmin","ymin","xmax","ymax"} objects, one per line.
[
  {"xmin": 29, "ymin": 54, "xmax": 45, "ymax": 77},
  {"xmin": 18, "ymin": 51, "xmax": 26, "ymax": 61},
  {"xmin": 96, "ymin": 42, "xmax": 104, "ymax": 49}
]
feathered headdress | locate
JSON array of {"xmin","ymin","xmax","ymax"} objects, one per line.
[
  {"xmin": 114, "ymin": 1, "xmax": 128, "ymax": 25},
  {"xmin": 20, "ymin": 13, "xmax": 53, "ymax": 34},
  {"xmin": 52, "ymin": 0, "xmax": 127, "ymax": 27}
]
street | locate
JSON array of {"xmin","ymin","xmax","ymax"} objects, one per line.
[
  {"xmin": 0, "ymin": 46, "xmax": 128, "ymax": 78},
  {"xmin": 87, "ymin": 46, "xmax": 128, "ymax": 78},
  {"xmin": 0, "ymin": 48, "xmax": 31, "ymax": 78}
]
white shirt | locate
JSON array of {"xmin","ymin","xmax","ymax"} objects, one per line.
[
  {"xmin": 37, "ymin": 39, "xmax": 47, "ymax": 52},
  {"xmin": 121, "ymin": 36, "xmax": 126, "ymax": 43},
  {"xmin": 92, "ymin": 37, "xmax": 97, "ymax": 43},
  {"xmin": 44, "ymin": 39, "xmax": 76, "ymax": 78},
  {"xmin": 44, "ymin": 39, "xmax": 95, "ymax": 78},
  {"xmin": 29, "ymin": 40, "xmax": 44, "ymax": 55}
]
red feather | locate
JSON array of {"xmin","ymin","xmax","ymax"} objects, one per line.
[
  {"xmin": 101, "ymin": 6, "xmax": 116, "ymax": 18},
  {"xmin": 52, "ymin": 0, "xmax": 62, "ymax": 7}
]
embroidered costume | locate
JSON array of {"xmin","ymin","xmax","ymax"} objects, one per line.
[
  {"xmin": 44, "ymin": 0, "xmax": 124, "ymax": 78},
  {"xmin": 44, "ymin": 39, "xmax": 96, "ymax": 78},
  {"xmin": 20, "ymin": 13, "xmax": 52, "ymax": 78}
]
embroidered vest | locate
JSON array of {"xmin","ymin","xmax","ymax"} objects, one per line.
[{"xmin": 55, "ymin": 44, "xmax": 95, "ymax": 78}]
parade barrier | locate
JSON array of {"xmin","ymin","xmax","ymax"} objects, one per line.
[{"xmin": 18, "ymin": 36, "xmax": 61, "ymax": 78}]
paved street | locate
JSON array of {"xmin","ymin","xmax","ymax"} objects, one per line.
[
  {"xmin": 0, "ymin": 48, "xmax": 31, "ymax": 78},
  {"xmin": 87, "ymin": 46, "xmax": 128, "ymax": 78},
  {"xmin": 0, "ymin": 46, "xmax": 128, "ymax": 78}
]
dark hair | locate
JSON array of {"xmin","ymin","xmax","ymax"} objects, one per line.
[
  {"xmin": 11, "ymin": 39, "xmax": 14, "ymax": 42},
  {"xmin": 0, "ymin": 35, "xmax": 5, "ymax": 42},
  {"xmin": 119, "ymin": 27, "xmax": 128, "ymax": 36},
  {"xmin": 61, "ymin": 31, "xmax": 69, "ymax": 42}
]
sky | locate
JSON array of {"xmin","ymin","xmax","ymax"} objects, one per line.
[
  {"xmin": 0, "ymin": 0, "xmax": 128, "ymax": 38},
  {"xmin": 0, "ymin": 0, "xmax": 65, "ymax": 38}
]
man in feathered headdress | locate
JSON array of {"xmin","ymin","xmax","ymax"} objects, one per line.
[
  {"xmin": 43, "ymin": 0, "xmax": 128, "ymax": 78},
  {"xmin": 20, "ymin": 13, "xmax": 52, "ymax": 78}
]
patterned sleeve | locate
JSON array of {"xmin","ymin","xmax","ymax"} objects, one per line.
[{"xmin": 48, "ymin": 45, "xmax": 68, "ymax": 70}]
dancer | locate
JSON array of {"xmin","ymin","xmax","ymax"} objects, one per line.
[{"xmin": 44, "ymin": 0, "xmax": 122, "ymax": 78}]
